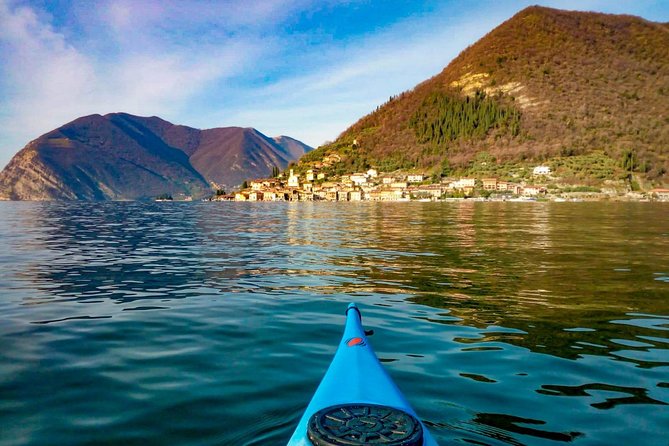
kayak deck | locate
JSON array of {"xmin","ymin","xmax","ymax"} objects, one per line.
[{"xmin": 288, "ymin": 303, "xmax": 438, "ymax": 445}]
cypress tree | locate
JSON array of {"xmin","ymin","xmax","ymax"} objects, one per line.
[{"xmin": 410, "ymin": 90, "xmax": 521, "ymax": 145}]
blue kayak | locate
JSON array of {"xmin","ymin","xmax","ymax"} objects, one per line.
[{"xmin": 288, "ymin": 303, "xmax": 438, "ymax": 445}]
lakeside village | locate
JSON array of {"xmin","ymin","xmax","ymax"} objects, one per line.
[{"xmin": 213, "ymin": 164, "xmax": 669, "ymax": 203}]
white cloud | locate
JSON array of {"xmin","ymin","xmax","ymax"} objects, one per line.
[
  {"xmin": 101, "ymin": 0, "xmax": 311, "ymax": 31},
  {"xmin": 0, "ymin": 0, "xmax": 384, "ymax": 163},
  {"xmin": 203, "ymin": 4, "xmax": 507, "ymax": 147},
  {"xmin": 0, "ymin": 1, "xmax": 97, "ymax": 156},
  {"xmin": 0, "ymin": 0, "xmax": 266, "ymax": 167}
]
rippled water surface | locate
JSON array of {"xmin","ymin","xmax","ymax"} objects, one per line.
[{"xmin": 1, "ymin": 201, "xmax": 668, "ymax": 445}]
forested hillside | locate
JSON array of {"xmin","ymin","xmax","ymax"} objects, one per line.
[{"xmin": 298, "ymin": 6, "xmax": 669, "ymax": 185}]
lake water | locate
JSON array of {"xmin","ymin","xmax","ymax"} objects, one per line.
[{"xmin": 0, "ymin": 201, "xmax": 668, "ymax": 445}]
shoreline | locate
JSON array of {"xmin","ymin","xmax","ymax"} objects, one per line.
[{"xmin": 2, "ymin": 194, "xmax": 668, "ymax": 203}]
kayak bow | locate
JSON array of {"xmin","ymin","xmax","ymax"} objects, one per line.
[{"xmin": 288, "ymin": 303, "xmax": 438, "ymax": 445}]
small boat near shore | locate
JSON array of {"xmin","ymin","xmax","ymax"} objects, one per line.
[{"xmin": 288, "ymin": 303, "xmax": 438, "ymax": 445}]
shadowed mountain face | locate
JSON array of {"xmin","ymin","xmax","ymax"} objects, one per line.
[
  {"xmin": 0, "ymin": 113, "xmax": 312, "ymax": 200},
  {"xmin": 299, "ymin": 6, "xmax": 669, "ymax": 183},
  {"xmin": 191, "ymin": 127, "xmax": 303, "ymax": 188},
  {"xmin": 272, "ymin": 136, "xmax": 314, "ymax": 161}
]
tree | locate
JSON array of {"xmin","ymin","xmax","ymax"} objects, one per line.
[
  {"xmin": 440, "ymin": 158, "xmax": 451, "ymax": 178},
  {"xmin": 241, "ymin": 180, "xmax": 249, "ymax": 189},
  {"xmin": 621, "ymin": 149, "xmax": 638, "ymax": 181},
  {"xmin": 410, "ymin": 90, "xmax": 521, "ymax": 146}
]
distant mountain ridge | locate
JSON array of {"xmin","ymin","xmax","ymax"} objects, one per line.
[
  {"xmin": 298, "ymin": 6, "xmax": 669, "ymax": 185},
  {"xmin": 0, "ymin": 113, "xmax": 312, "ymax": 200}
]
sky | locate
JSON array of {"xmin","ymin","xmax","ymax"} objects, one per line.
[{"xmin": 1, "ymin": 0, "xmax": 668, "ymax": 168}]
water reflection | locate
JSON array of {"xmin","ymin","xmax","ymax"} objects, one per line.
[
  {"xmin": 12, "ymin": 200, "xmax": 669, "ymax": 361},
  {"xmin": 472, "ymin": 413, "xmax": 582, "ymax": 443},
  {"xmin": 18, "ymin": 202, "xmax": 208, "ymax": 308},
  {"xmin": 537, "ymin": 383, "xmax": 667, "ymax": 410},
  {"xmin": 0, "ymin": 201, "xmax": 667, "ymax": 445}
]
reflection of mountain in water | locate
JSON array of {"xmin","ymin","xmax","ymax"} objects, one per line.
[
  {"xmin": 17, "ymin": 201, "xmax": 669, "ymax": 369},
  {"xmin": 21, "ymin": 202, "xmax": 209, "ymax": 310},
  {"xmin": 282, "ymin": 202, "xmax": 669, "ymax": 368},
  {"xmin": 20, "ymin": 202, "xmax": 318, "ymax": 316}
]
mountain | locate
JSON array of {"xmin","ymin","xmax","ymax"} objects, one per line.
[
  {"xmin": 272, "ymin": 136, "xmax": 315, "ymax": 161},
  {"xmin": 189, "ymin": 127, "xmax": 305, "ymax": 188},
  {"xmin": 298, "ymin": 6, "xmax": 669, "ymax": 184},
  {"xmin": 0, "ymin": 113, "xmax": 312, "ymax": 200}
]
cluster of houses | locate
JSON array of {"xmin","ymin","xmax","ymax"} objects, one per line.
[{"xmin": 218, "ymin": 167, "xmax": 550, "ymax": 202}]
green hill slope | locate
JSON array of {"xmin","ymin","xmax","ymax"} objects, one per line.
[{"xmin": 299, "ymin": 6, "xmax": 669, "ymax": 185}]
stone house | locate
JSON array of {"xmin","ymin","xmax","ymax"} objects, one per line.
[
  {"xmin": 450, "ymin": 178, "xmax": 476, "ymax": 190},
  {"xmin": 350, "ymin": 173, "xmax": 368, "ymax": 185},
  {"xmin": 411, "ymin": 185, "xmax": 443, "ymax": 198},
  {"xmin": 482, "ymin": 178, "xmax": 498, "ymax": 191},
  {"xmin": 380, "ymin": 189, "xmax": 405, "ymax": 200},
  {"xmin": 250, "ymin": 180, "xmax": 264, "ymax": 190},
  {"xmin": 262, "ymin": 191, "xmax": 278, "ymax": 201},
  {"xmin": 523, "ymin": 186, "xmax": 546, "ymax": 196}
]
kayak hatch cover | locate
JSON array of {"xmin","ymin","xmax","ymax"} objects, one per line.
[{"xmin": 287, "ymin": 303, "xmax": 438, "ymax": 445}]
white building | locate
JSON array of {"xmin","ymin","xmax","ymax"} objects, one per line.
[
  {"xmin": 390, "ymin": 182, "xmax": 408, "ymax": 189},
  {"xmin": 407, "ymin": 174, "xmax": 424, "ymax": 183},
  {"xmin": 533, "ymin": 166, "xmax": 551, "ymax": 176},
  {"xmin": 523, "ymin": 186, "xmax": 546, "ymax": 196},
  {"xmin": 288, "ymin": 169, "xmax": 300, "ymax": 187},
  {"xmin": 366, "ymin": 169, "xmax": 378, "ymax": 178},
  {"xmin": 350, "ymin": 173, "xmax": 368, "ymax": 185},
  {"xmin": 450, "ymin": 178, "xmax": 476, "ymax": 189}
]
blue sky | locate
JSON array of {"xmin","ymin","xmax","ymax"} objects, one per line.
[{"xmin": 1, "ymin": 0, "xmax": 668, "ymax": 168}]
